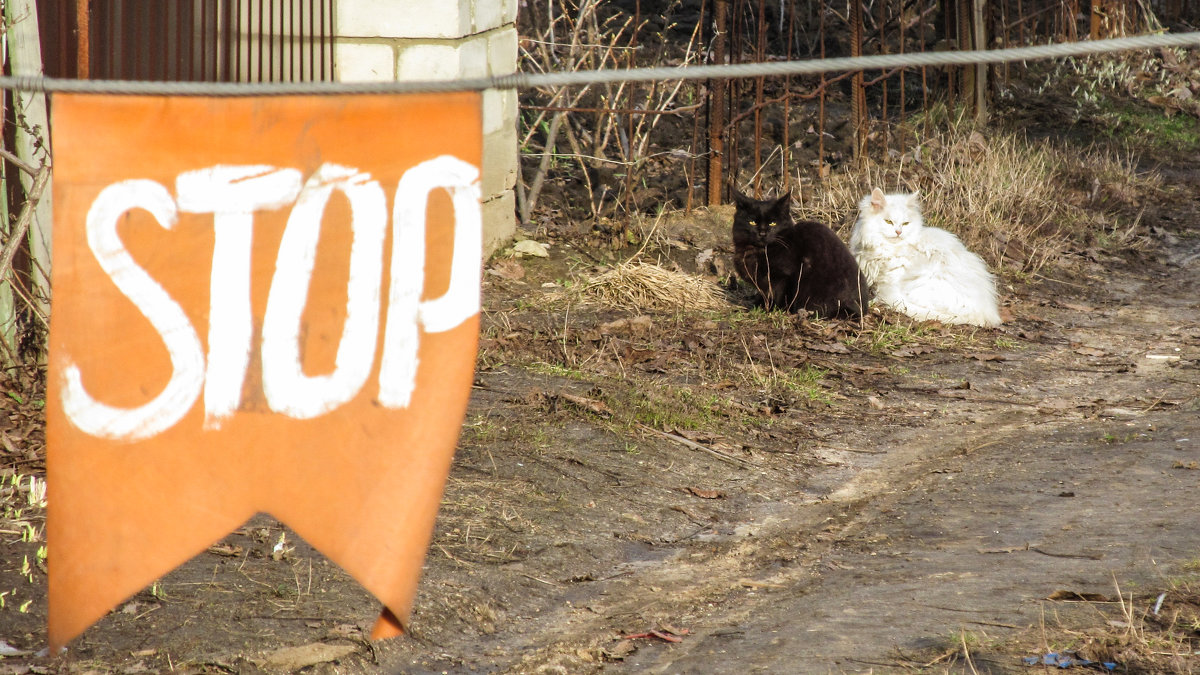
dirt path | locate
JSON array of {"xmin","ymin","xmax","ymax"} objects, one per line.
[
  {"xmin": 1, "ymin": 172, "xmax": 1196, "ymax": 674},
  {"xmin": 368, "ymin": 174, "xmax": 1198, "ymax": 674}
]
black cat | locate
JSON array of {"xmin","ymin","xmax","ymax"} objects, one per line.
[{"xmin": 731, "ymin": 190, "xmax": 871, "ymax": 317}]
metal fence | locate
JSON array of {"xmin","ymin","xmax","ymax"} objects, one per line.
[{"xmin": 516, "ymin": 0, "xmax": 1200, "ymax": 219}]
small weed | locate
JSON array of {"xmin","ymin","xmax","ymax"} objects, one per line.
[
  {"xmin": 528, "ymin": 362, "xmax": 588, "ymax": 380},
  {"xmin": 598, "ymin": 382, "xmax": 729, "ymax": 432},
  {"xmin": 464, "ymin": 416, "xmax": 505, "ymax": 444},
  {"xmin": 993, "ymin": 336, "xmax": 1018, "ymax": 350},
  {"xmin": 856, "ymin": 320, "xmax": 929, "ymax": 355},
  {"xmin": 755, "ymin": 364, "xmax": 832, "ymax": 405}
]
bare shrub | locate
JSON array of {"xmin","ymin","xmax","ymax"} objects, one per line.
[{"xmin": 788, "ymin": 109, "xmax": 1160, "ymax": 276}]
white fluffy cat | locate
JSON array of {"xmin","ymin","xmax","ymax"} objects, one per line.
[{"xmin": 850, "ymin": 188, "xmax": 1002, "ymax": 327}]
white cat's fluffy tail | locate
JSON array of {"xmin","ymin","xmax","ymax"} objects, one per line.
[{"xmin": 899, "ymin": 228, "xmax": 1002, "ymax": 327}]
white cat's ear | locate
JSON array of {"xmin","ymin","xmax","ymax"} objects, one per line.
[
  {"xmin": 870, "ymin": 187, "xmax": 886, "ymax": 212},
  {"xmin": 908, "ymin": 190, "xmax": 921, "ymax": 205}
]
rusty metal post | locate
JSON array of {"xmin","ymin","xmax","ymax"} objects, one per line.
[
  {"xmin": 878, "ymin": 0, "xmax": 888, "ymax": 160},
  {"xmin": 624, "ymin": 0, "xmax": 640, "ymax": 215},
  {"xmin": 818, "ymin": 1, "xmax": 827, "ymax": 175},
  {"xmin": 76, "ymin": 0, "xmax": 90, "ymax": 78},
  {"xmin": 688, "ymin": 0, "xmax": 708, "ymax": 211},
  {"xmin": 850, "ymin": 0, "xmax": 866, "ymax": 164},
  {"xmin": 920, "ymin": 0, "xmax": 929, "ymax": 125},
  {"xmin": 782, "ymin": 0, "xmax": 794, "ymax": 193},
  {"xmin": 707, "ymin": 0, "xmax": 728, "ymax": 205},
  {"xmin": 899, "ymin": 0, "xmax": 906, "ymax": 152},
  {"xmin": 728, "ymin": 0, "xmax": 743, "ymax": 194},
  {"xmin": 753, "ymin": 0, "xmax": 766, "ymax": 196}
]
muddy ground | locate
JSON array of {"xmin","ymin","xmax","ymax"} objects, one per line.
[{"xmin": 0, "ymin": 149, "xmax": 1196, "ymax": 674}]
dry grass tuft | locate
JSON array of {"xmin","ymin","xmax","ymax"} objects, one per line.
[
  {"xmin": 792, "ymin": 110, "xmax": 1161, "ymax": 275},
  {"xmin": 574, "ymin": 261, "xmax": 731, "ymax": 312},
  {"xmin": 1076, "ymin": 579, "xmax": 1200, "ymax": 674}
]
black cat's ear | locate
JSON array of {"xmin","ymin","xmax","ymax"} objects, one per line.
[
  {"xmin": 732, "ymin": 189, "xmax": 754, "ymax": 208},
  {"xmin": 769, "ymin": 192, "xmax": 792, "ymax": 215}
]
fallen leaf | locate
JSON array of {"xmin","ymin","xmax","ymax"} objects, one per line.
[
  {"xmin": 600, "ymin": 316, "xmax": 653, "ymax": 336},
  {"xmin": 557, "ymin": 393, "xmax": 613, "ymax": 418},
  {"xmin": 207, "ymin": 543, "xmax": 243, "ymax": 557},
  {"xmin": 892, "ymin": 346, "xmax": 937, "ymax": 357},
  {"xmin": 1056, "ymin": 301, "xmax": 1095, "ymax": 312},
  {"xmin": 601, "ymin": 640, "xmax": 638, "ymax": 661},
  {"xmin": 1047, "ymin": 590, "xmax": 1112, "ymax": 603},
  {"xmin": 671, "ymin": 428, "xmax": 713, "ymax": 442},
  {"xmin": 261, "ymin": 642, "xmax": 357, "ymax": 671},
  {"xmin": 739, "ymin": 578, "xmax": 786, "ymax": 590},
  {"xmin": 487, "ymin": 259, "xmax": 526, "ymax": 280},
  {"xmin": 806, "ymin": 341, "xmax": 849, "ymax": 354},
  {"xmin": 513, "ymin": 239, "xmax": 550, "ymax": 257},
  {"xmin": 685, "ymin": 487, "xmax": 725, "ymax": 499},
  {"xmin": 970, "ymin": 353, "xmax": 1006, "ymax": 362},
  {"xmin": 867, "ymin": 396, "xmax": 885, "ymax": 410},
  {"xmin": 624, "ymin": 630, "xmax": 686, "ymax": 643},
  {"xmin": 1074, "ymin": 347, "xmax": 1106, "ymax": 357},
  {"xmin": 1098, "ymin": 407, "xmax": 1142, "ymax": 419},
  {"xmin": 0, "ymin": 639, "xmax": 34, "ymax": 657}
]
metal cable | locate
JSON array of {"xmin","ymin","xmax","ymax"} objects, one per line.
[{"xmin": 1, "ymin": 31, "xmax": 1198, "ymax": 96}]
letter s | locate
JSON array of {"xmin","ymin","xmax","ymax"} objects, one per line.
[{"xmin": 60, "ymin": 180, "xmax": 205, "ymax": 441}]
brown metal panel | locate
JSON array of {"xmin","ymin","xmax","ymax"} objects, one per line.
[
  {"xmin": 268, "ymin": 0, "xmax": 275, "ymax": 81},
  {"xmin": 76, "ymin": 0, "xmax": 334, "ymax": 85},
  {"xmin": 221, "ymin": 0, "xmax": 233, "ymax": 81},
  {"xmin": 154, "ymin": 2, "xmax": 167, "ymax": 81},
  {"xmin": 257, "ymin": 0, "xmax": 265, "ymax": 81}
]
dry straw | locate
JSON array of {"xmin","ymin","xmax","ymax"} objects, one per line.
[{"xmin": 576, "ymin": 261, "xmax": 730, "ymax": 312}]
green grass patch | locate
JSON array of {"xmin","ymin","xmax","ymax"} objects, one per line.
[{"xmin": 1097, "ymin": 100, "xmax": 1200, "ymax": 153}]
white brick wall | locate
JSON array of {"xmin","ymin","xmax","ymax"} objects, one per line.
[
  {"xmin": 334, "ymin": 42, "xmax": 395, "ymax": 81},
  {"xmin": 337, "ymin": 0, "xmax": 518, "ymax": 40},
  {"xmin": 335, "ymin": 1, "xmax": 518, "ymax": 257}
]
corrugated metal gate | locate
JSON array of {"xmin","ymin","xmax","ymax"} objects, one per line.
[{"xmin": 37, "ymin": 0, "xmax": 335, "ymax": 82}]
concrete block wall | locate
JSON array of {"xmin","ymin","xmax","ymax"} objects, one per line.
[{"xmin": 336, "ymin": 0, "xmax": 519, "ymax": 257}]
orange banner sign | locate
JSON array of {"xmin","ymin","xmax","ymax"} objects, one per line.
[{"xmin": 47, "ymin": 93, "xmax": 482, "ymax": 649}]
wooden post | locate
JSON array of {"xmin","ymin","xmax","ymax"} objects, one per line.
[
  {"xmin": 4, "ymin": 0, "xmax": 53, "ymax": 337},
  {"xmin": 973, "ymin": 0, "xmax": 988, "ymax": 122}
]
